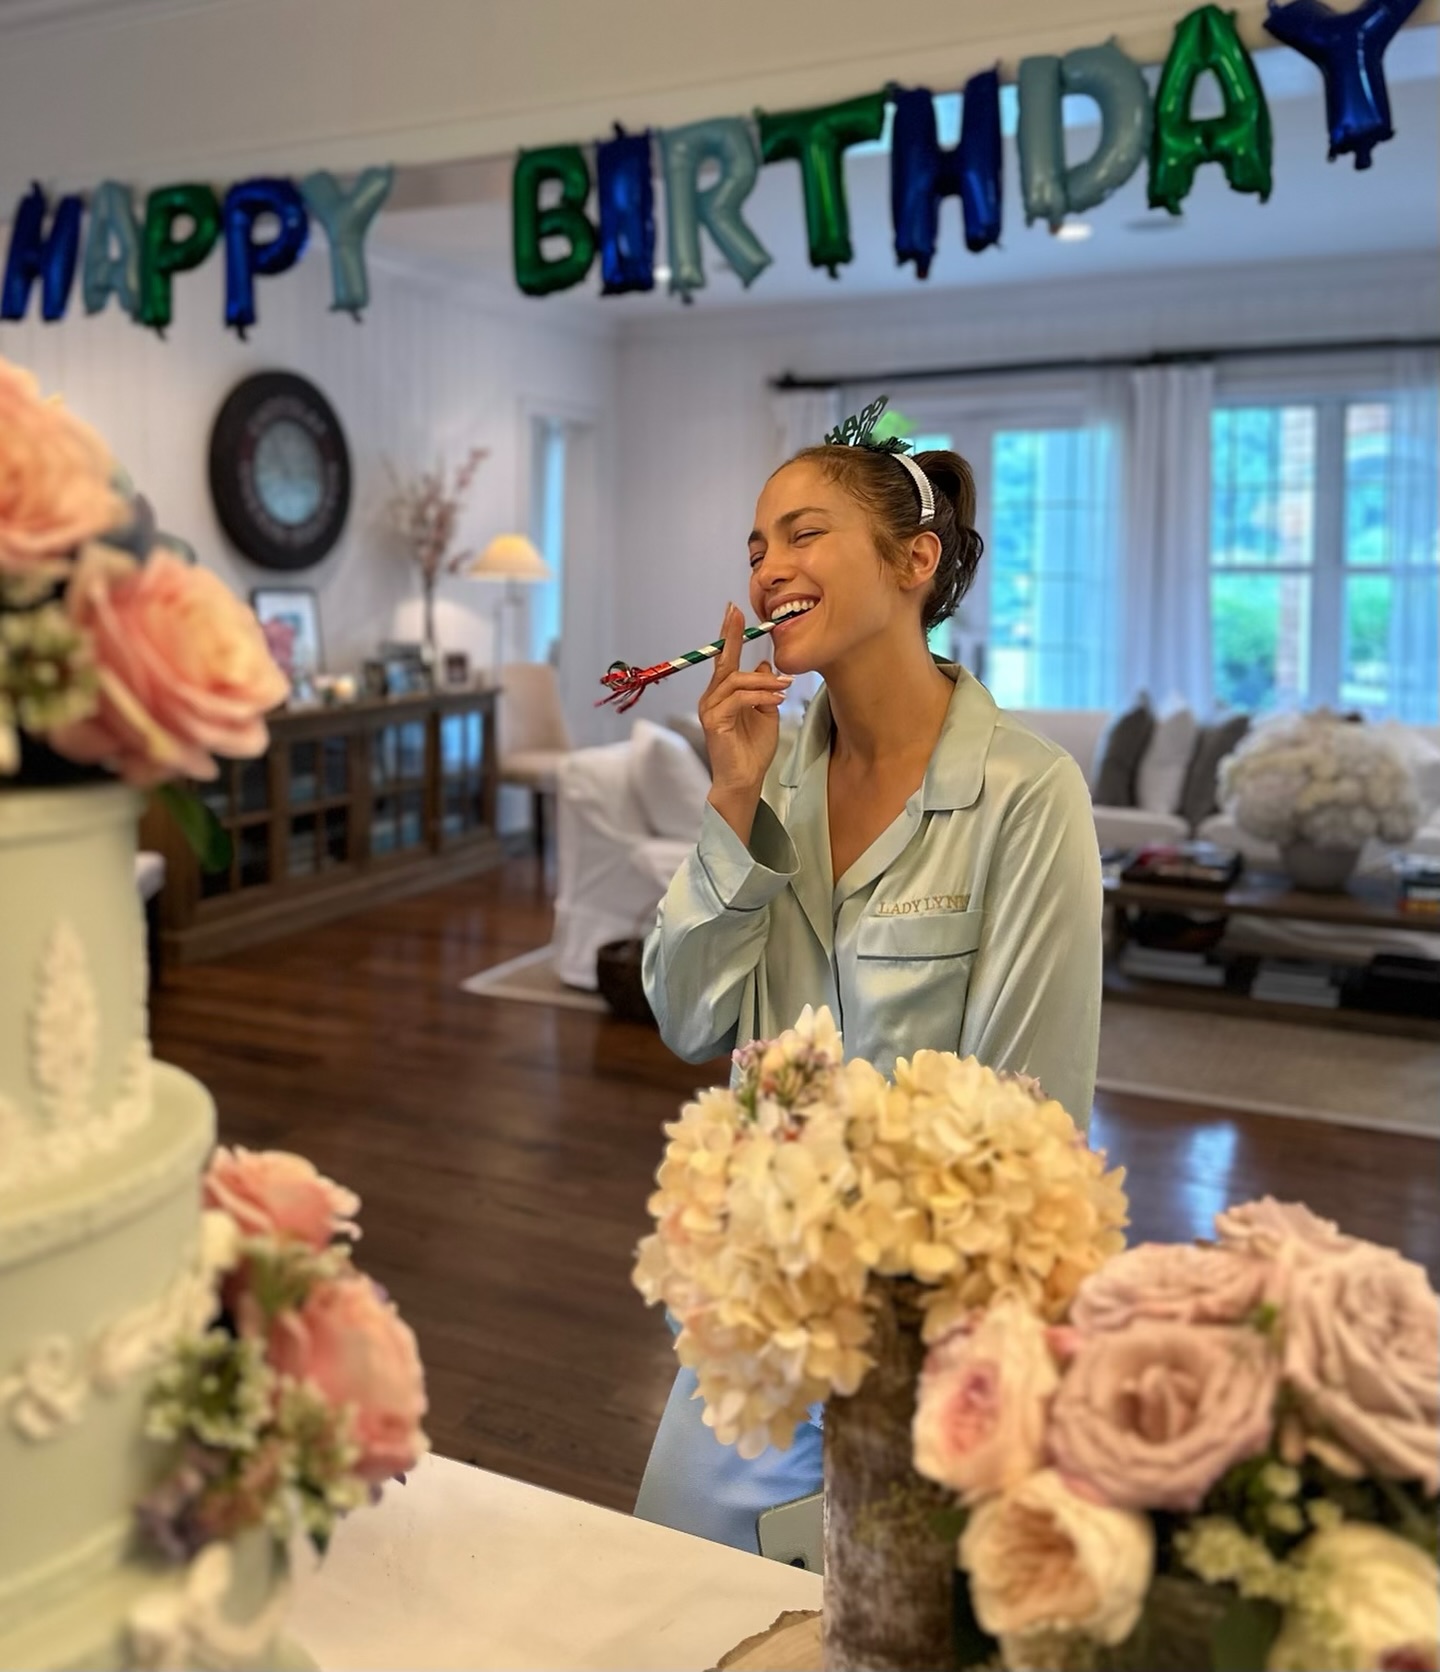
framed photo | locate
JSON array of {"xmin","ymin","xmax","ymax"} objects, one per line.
[
  {"xmin": 443, "ymin": 651, "xmax": 471, "ymax": 689},
  {"xmin": 252, "ymin": 587, "xmax": 323, "ymax": 684}
]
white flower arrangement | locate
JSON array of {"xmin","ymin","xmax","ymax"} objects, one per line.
[
  {"xmin": 1218, "ymin": 711, "xmax": 1421, "ymax": 852},
  {"xmin": 631, "ymin": 1007, "xmax": 1128, "ymax": 1458}
]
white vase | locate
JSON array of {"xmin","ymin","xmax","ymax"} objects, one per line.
[{"xmin": 1281, "ymin": 841, "xmax": 1361, "ymax": 892}]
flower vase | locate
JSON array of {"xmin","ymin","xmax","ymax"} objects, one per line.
[
  {"xmin": 1281, "ymin": 840, "xmax": 1361, "ymax": 892},
  {"xmin": 822, "ymin": 1281, "xmax": 958, "ymax": 1672}
]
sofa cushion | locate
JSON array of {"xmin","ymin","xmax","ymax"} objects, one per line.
[
  {"xmin": 665, "ymin": 713, "xmax": 711, "ymax": 772},
  {"xmin": 1178, "ymin": 713, "xmax": 1250, "ymax": 829},
  {"xmin": 1137, "ymin": 700, "xmax": 1198, "ymax": 816},
  {"xmin": 629, "ymin": 719, "xmax": 710, "ymax": 841},
  {"xmin": 1093, "ymin": 699, "xmax": 1154, "ymax": 806}
]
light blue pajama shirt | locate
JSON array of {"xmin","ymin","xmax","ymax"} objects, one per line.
[{"xmin": 634, "ymin": 664, "xmax": 1102, "ymax": 1551}]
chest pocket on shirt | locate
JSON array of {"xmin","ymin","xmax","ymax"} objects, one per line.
[{"xmin": 857, "ymin": 909, "xmax": 984, "ymax": 962}]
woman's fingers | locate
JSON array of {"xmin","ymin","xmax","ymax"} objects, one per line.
[
  {"xmin": 705, "ymin": 603, "xmax": 744, "ymax": 692},
  {"xmin": 700, "ymin": 670, "xmax": 790, "ymax": 722}
]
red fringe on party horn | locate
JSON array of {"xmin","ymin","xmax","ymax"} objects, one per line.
[{"xmin": 597, "ymin": 620, "xmax": 778, "ymax": 713}]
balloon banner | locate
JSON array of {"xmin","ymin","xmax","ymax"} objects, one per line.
[
  {"xmin": 1263, "ymin": 0, "xmax": 1422, "ymax": 170},
  {"xmin": 300, "ymin": 166, "xmax": 393, "ymax": 318},
  {"xmin": 659, "ymin": 117, "xmax": 771, "ymax": 300},
  {"xmin": 223, "ymin": 178, "xmax": 309, "ymax": 338},
  {"xmin": 1149, "ymin": 4, "xmax": 1273, "ymax": 214},
  {"xmin": 757, "ymin": 90, "xmax": 886, "ymax": 276},
  {"xmin": 2, "ymin": 183, "xmax": 84, "ymax": 323},
  {"xmin": 512, "ymin": 145, "xmax": 597, "ymax": 297},
  {"xmin": 83, "ymin": 182, "xmax": 141, "ymax": 318},
  {"xmin": 890, "ymin": 70, "xmax": 1003, "ymax": 276},
  {"xmin": 0, "ymin": 165, "xmax": 389, "ymax": 333},
  {"xmin": 595, "ymin": 126, "xmax": 656, "ymax": 295}
]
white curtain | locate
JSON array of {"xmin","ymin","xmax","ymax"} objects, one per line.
[
  {"xmin": 1121, "ymin": 363, "xmax": 1216, "ymax": 711},
  {"xmin": 770, "ymin": 387, "xmax": 841, "ymax": 465},
  {"xmin": 1386, "ymin": 349, "xmax": 1439, "ymax": 722}
]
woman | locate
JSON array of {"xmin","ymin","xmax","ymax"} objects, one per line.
[{"xmin": 633, "ymin": 420, "xmax": 1103, "ymax": 1552}]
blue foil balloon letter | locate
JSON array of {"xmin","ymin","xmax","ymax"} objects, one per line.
[
  {"xmin": 890, "ymin": 72, "xmax": 1002, "ymax": 277},
  {"xmin": 223, "ymin": 178, "xmax": 310, "ymax": 338},
  {"xmin": 1264, "ymin": 0, "xmax": 1422, "ymax": 170},
  {"xmin": 595, "ymin": 126, "xmax": 655, "ymax": 295},
  {"xmin": 659, "ymin": 117, "xmax": 772, "ymax": 301},
  {"xmin": 2, "ymin": 183, "xmax": 84, "ymax": 322},
  {"xmin": 83, "ymin": 182, "xmax": 141, "ymax": 317},
  {"xmin": 300, "ymin": 167, "xmax": 393, "ymax": 318}
]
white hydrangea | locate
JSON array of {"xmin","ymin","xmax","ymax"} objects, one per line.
[{"xmin": 1219, "ymin": 711, "xmax": 1421, "ymax": 850}]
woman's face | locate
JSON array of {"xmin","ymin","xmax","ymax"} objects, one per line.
[{"xmin": 747, "ymin": 460, "xmax": 913, "ymax": 675}]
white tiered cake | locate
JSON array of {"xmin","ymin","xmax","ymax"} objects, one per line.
[{"xmin": 0, "ymin": 785, "xmax": 286, "ymax": 1670}]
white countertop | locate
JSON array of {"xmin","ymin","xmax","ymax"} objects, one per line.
[{"xmin": 289, "ymin": 1455, "xmax": 822, "ymax": 1671}]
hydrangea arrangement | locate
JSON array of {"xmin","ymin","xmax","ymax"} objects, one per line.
[
  {"xmin": 0, "ymin": 356, "xmax": 286, "ymax": 809},
  {"xmin": 1218, "ymin": 711, "xmax": 1421, "ymax": 852},
  {"xmin": 918, "ymin": 1198, "xmax": 1439, "ymax": 1671},
  {"xmin": 632, "ymin": 1007, "xmax": 1128, "ymax": 1459},
  {"xmin": 138, "ymin": 1148, "xmax": 428, "ymax": 1568}
]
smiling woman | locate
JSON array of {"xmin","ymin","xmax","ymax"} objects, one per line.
[{"xmin": 633, "ymin": 403, "xmax": 1106, "ymax": 1554}]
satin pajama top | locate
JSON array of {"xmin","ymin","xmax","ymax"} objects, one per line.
[{"xmin": 641, "ymin": 664, "xmax": 1102, "ymax": 1126}]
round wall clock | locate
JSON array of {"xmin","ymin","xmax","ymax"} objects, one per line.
[{"xmin": 208, "ymin": 372, "xmax": 351, "ymax": 571}]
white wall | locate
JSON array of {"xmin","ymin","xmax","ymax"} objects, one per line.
[
  {"xmin": 1, "ymin": 0, "xmax": 1389, "ymax": 199},
  {"xmin": 610, "ymin": 251, "xmax": 1440, "ymax": 683},
  {"xmin": 0, "ymin": 247, "xmax": 620, "ymax": 747}
]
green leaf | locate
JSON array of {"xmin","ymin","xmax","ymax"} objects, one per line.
[
  {"xmin": 155, "ymin": 784, "xmax": 232, "ymax": 874},
  {"xmin": 930, "ymin": 1506, "xmax": 970, "ymax": 1543},
  {"xmin": 952, "ymin": 1572, "xmax": 1000, "ymax": 1670},
  {"xmin": 1211, "ymin": 1597, "xmax": 1282, "ymax": 1672}
]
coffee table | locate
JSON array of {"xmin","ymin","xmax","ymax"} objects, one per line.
[{"xmin": 1103, "ymin": 870, "xmax": 1440, "ymax": 1043}]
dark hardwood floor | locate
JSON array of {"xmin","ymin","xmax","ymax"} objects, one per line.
[{"xmin": 150, "ymin": 856, "xmax": 1440, "ymax": 1516}]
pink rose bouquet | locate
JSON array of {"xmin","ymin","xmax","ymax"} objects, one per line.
[
  {"xmin": 911, "ymin": 1198, "xmax": 1439, "ymax": 1671},
  {"xmin": 0, "ymin": 353, "xmax": 285, "ymax": 822},
  {"xmin": 139, "ymin": 1149, "xmax": 428, "ymax": 1565}
]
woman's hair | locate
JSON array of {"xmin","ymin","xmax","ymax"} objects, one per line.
[{"xmin": 785, "ymin": 444, "xmax": 984, "ymax": 634}]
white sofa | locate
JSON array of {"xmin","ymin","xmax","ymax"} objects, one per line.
[{"xmin": 553, "ymin": 709, "xmax": 1440, "ymax": 989}]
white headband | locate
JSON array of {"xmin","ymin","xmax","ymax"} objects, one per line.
[{"xmin": 890, "ymin": 448, "xmax": 936, "ymax": 527}]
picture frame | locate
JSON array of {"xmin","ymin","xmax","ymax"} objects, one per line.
[
  {"xmin": 252, "ymin": 587, "xmax": 323, "ymax": 685},
  {"xmin": 443, "ymin": 651, "xmax": 471, "ymax": 689}
]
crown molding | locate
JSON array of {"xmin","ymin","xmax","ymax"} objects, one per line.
[{"xmin": 0, "ymin": 0, "xmax": 224, "ymax": 40}]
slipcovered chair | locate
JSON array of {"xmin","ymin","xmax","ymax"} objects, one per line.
[{"xmin": 498, "ymin": 662, "xmax": 573, "ymax": 856}]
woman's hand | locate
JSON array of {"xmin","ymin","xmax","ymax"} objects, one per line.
[{"xmin": 699, "ymin": 603, "xmax": 791, "ymax": 843}]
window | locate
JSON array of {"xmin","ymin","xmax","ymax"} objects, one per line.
[
  {"xmin": 1210, "ymin": 387, "xmax": 1438, "ymax": 721},
  {"xmin": 528, "ymin": 417, "xmax": 567, "ymax": 664},
  {"xmin": 875, "ymin": 401, "xmax": 1121, "ymax": 709}
]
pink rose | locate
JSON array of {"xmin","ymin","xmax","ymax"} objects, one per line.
[
  {"xmin": 0, "ymin": 359, "xmax": 124, "ymax": 579},
  {"xmin": 1070, "ymin": 1243, "xmax": 1272, "ymax": 1334},
  {"xmin": 204, "ymin": 1147, "xmax": 360, "ymax": 1250},
  {"xmin": 1049, "ymin": 1323, "xmax": 1278, "ymax": 1511},
  {"xmin": 269, "ymin": 1276, "xmax": 429, "ymax": 1484},
  {"xmin": 1214, "ymin": 1197, "xmax": 1358, "ymax": 1264},
  {"xmin": 1282, "ymin": 1245, "xmax": 1439, "ymax": 1494},
  {"xmin": 46, "ymin": 545, "xmax": 288, "ymax": 786},
  {"xmin": 958, "ymin": 1469, "xmax": 1153, "ymax": 1650},
  {"xmin": 912, "ymin": 1298, "xmax": 1058, "ymax": 1503}
]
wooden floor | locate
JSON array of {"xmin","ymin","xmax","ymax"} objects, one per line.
[{"xmin": 151, "ymin": 856, "xmax": 1440, "ymax": 1517}]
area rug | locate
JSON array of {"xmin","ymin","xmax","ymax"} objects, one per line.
[
  {"xmin": 1097, "ymin": 1001, "xmax": 1439, "ymax": 1139},
  {"xmin": 460, "ymin": 945, "xmax": 607, "ymax": 1014},
  {"xmin": 462, "ymin": 948, "xmax": 1439, "ymax": 1138}
]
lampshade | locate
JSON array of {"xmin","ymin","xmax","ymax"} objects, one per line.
[{"xmin": 462, "ymin": 534, "xmax": 551, "ymax": 582}]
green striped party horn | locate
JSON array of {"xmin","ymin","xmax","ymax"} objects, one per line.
[{"xmin": 598, "ymin": 619, "xmax": 778, "ymax": 712}]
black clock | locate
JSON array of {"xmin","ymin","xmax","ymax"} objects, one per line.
[{"xmin": 208, "ymin": 372, "xmax": 351, "ymax": 571}]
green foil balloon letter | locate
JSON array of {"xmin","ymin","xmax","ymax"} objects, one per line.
[
  {"xmin": 513, "ymin": 145, "xmax": 597, "ymax": 297},
  {"xmin": 757, "ymin": 91, "xmax": 886, "ymax": 276},
  {"xmin": 139, "ymin": 183, "xmax": 221, "ymax": 333},
  {"xmin": 1149, "ymin": 4, "xmax": 1273, "ymax": 215}
]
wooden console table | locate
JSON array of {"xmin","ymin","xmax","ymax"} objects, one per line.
[
  {"xmin": 141, "ymin": 689, "xmax": 503, "ymax": 965},
  {"xmin": 1104, "ymin": 870, "xmax": 1440, "ymax": 1042}
]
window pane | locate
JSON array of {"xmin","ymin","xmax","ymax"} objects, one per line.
[
  {"xmin": 1341, "ymin": 573, "xmax": 1393, "ymax": 713},
  {"xmin": 1210, "ymin": 407, "xmax": 1315, "ymax": 569},
  {"xmin": 987, "ymin": 426, "xmax": 1117, "ymax": 709},
  {"xmin": 1211, "ymin": 573, "xmax": 1312, "ymax": 713}
]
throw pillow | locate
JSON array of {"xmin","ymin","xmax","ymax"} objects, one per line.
[
  {"xmin": 629, "ymin": 718, "xmax": 711, "ymax": 841},
  {"xmin": 1136, "ymin": 699, "xmax": 1199, "ymax": 816},
  {"xmin": 1178, "ymin": 712, "xmax": 1251, "ymax": 829},
  {"xmin": 1373, "ymin": 720, "xmax": 1440, "ymax": 819},
  {"xmin": 1092, "ymin": 698, "xmax": 1154, "ymax": 807},
  {"xmin": 665, "ymin": 713, "xmax": 711, "ymax": 773}
]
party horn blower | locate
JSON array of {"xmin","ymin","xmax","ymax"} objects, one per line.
[{"xmin": 598, "ymin": 619, "xmax": 778, "ymax": 712}]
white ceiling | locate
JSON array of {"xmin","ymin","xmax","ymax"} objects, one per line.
[{"xmin": 372, "ymin": 28, "xmax": 1438, "ymax": 313}]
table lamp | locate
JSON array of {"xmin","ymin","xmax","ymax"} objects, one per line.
[{"xmin": 460, "ymin": 534, "xmax": 551, "ymax": 686}]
